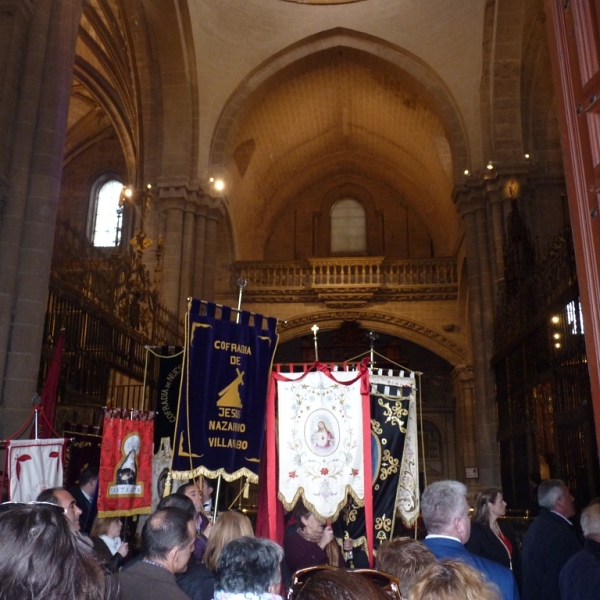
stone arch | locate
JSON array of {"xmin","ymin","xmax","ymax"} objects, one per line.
[
  {"xmin": 209, "ymin": 27, "xmax": 470, "ymax": 179},
  {"xmin": 481, "ymin": 0, "xmax": 528, "ymax": 166},
  {"xmin": 279, "ymin": 309, "xmax": 467, "ymax": 366}
]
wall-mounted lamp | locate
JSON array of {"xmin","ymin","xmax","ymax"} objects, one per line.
[
  {"xmin": 487, "ymin": 161, "xmax": 497, "ymax": 170},
  {"xmin": 524, "ymin": 153, "xmax": 530, "ymax": 160},
  {"xmin": 209, "ymin": 177, "xmax": 225, "ymax": 192},
  {"xmin": 464, "ymin": 169, "xmax": 470, "ymax": 176}
]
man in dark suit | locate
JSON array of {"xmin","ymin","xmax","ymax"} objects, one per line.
[
  {"xmin": 69, "ymin": 467, "xmax": 98, "ymax": 534},
  {"xmin": 421, "ymin": 480, "xmax": 520, "ymax": 600},
  {"xmin": 559, "ymin": 501, "xmax": 600, "ymax": 600},
  {"xmin": 522, "ymin": 479, "xmax": 581, "ymax": 600},
  {"xmin": 110, "ymin": 507, "xmax": 196, "ymax": 600}
]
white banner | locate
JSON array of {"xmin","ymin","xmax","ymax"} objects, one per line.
[
  {"xmin": 8, "ymin": 438, "xmax": 65, "ymax": 502},
  {"xmin": 277, "ymin": 370, "xmax": 365, "ymax": 520}
]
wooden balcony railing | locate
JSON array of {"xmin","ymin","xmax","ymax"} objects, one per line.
[{"xmin": 235, "ymin": 257, "xmax": 457, "ymax": 306}]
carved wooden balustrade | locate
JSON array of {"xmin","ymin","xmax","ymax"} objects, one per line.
[{"xmin": 235, "ymin": 257, "xmax": 458, "ymax": 307}]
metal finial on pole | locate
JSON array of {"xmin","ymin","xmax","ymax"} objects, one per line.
[
  {"xmin": 236, "ymin": 278, "xmax": 247, "ymax": 324},
  {"xmin": 311, "ymin": 324, "xmax": 320, "ymax": 362},
  {"xmin": 32, "ymin": 393, "xmax": 41, "ymax": 440},
  {"xmin": 368, "ymin": 331, "xmax": 379, "ymax": 368}
]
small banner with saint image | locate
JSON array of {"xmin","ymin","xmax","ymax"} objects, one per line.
[{"xmin": 97, "ymin": 409, "xmax": 154, "ymax": 517}]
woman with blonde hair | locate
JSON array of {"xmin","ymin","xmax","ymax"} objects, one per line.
[
  {"xmin": 465, "ymin": 488, "xmax": 521, "ymax": 588},
  {"xmin": 177, "ymin": 510, "xmax": 254, "ymax": 600},
  {"xmin": 203, "ymin": 510, "xmax": 254, "ymax": 571},
  {"xmin": 409, "ymin": 559, "xmax": 502, "ymax": 600}
]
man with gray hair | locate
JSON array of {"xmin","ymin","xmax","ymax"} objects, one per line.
[
  {"xmin": 214, "ymin": 536, "xmax": 284, "ymax": 599},
  {"xmin": 559, "ymin": 501, "xmax": 600, "ymax": 600},
  {"xmin": 421, "ymin": 480, "xmax": 519, "ymax": 600},
  {"xmin": 521, "ymin": 479, "xmax": 581, "ymax": 600}
]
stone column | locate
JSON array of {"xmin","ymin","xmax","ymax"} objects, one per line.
[
  {"xmin": 159, "ymin": 192, "xmax": 185, "ymax": 316},
  {"xmin": 0, "ymin": 0, "xmax": 84, "ymax": 440},
  {"xmin": 179, "ymin": 199, "xmax": 197, "ymax": 315},
  {"xmin": 455, "ymin": 187, "xmax": 501, "ymax": 486},
  {"xmin": 193, "ymin": 207, "xmax": 207, "ymax": 300},
  {"xmin": 202, "ymin": 210, "xmax": 219, "ymax": 302},
  {"xmin": 452, "ymin": 365, "xmax": 478, "ymax": 493}
]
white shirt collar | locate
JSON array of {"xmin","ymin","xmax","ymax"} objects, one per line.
[
  {"xmin": 425, "ymin": 534, "xmax": 463, "ymax": 544},
  {"xmin": 551, "ymin": 510, "xmax": 573, "ymax": 524}
]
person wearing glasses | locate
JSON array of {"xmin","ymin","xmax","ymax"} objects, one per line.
[
  {"xmin": 284, "ymin": 502, "xmax": 346, "ymax": 573},
  {"xmin": 0, "ymin": 502, "xmax": 107, "ymax": 600},
  {"xmin": 291, "ymin": 568, "xmax": 392, "ymax": 600},
  {"xmin": 214, "ymin": 536, "xmax": 284, "ymax": 600}
]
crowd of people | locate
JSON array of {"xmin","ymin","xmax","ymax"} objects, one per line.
[{"xmin": 0, "ymin": 476, "xmax": 598, "ymax": 600}]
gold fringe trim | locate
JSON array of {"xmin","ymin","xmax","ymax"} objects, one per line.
[
  {"xmin": 278, "ymin": 485, "xmax": 364, "ymax": 523},
  {"xmin": 97, "ymin": 507, "xmax": 152, "ymax": 518},
  {"xmin": 169, "ymin": 466, "xmax": 258, "ymax": 484}
]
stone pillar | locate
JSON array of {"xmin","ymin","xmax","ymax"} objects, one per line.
[
  {"xmin": 159, "ymin": 194, "xmax": 185, "ymax": 315},
  {"xmin": 202, "ymin": 211, "xmax": 219, "ymax": 302},
  {"xmin": 0, "ymin": 0, "xmax": 83, "ymax": 440},
  {"xmin": 179, "ymin": 199, "xmax": 197, "ymax": 315},
  {"xmin": 193, "ymin": 207, "xmax": 207, "ymax": 300},
  {"xmin": 455, "ymin": 187, "xmax": 501, "ymax": 486},
  {"xmin": 452, "ymin": 365, "xmax": 479, "ymax": 493},
  {"xmin": 488, "ymin": 184, "xmax": 505, "ymax": 297}
]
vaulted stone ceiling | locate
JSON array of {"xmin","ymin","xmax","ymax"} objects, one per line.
[{"xmin": 220, "ymin": 46, "xmax": 459, "ymax": 259}]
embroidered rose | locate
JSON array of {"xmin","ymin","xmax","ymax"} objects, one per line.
[
  {"xmin": 320, "ymin": 467, "xmax": 329, "ymax": 475},
  {"xmin": 289, "ymin": 471, "xmax": 297, "ymax": 478},
  {"xmin": 351, "ymin": 468, "xmax": 359, "ymax": 476}
]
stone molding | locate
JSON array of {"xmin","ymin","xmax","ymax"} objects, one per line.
[{"xmin": 279, "ymin": 310, "xmax": 467, "ymax": 365}]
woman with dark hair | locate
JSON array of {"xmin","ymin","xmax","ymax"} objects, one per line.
[
  {"xmin": 293, "ymin": 568, "xmax": 390, "ymax": 600},
  {"xmin": 0, "ymin": 503, "xmax": 107, "ymax": 600},
  {"xmin": 465, "ymin": 488, "xmax": 521, "ymax": 587},
  {"xmin": 90, "ymin": 516, "xmax": 129, "ymax": 572},
  {"xmin": 284, "ymin": 502, "xmax": 346, "ymax": 573}
]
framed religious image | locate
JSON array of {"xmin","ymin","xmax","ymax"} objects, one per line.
[{"xmin": 465, "ymin": 467, "xmax": 479, "ymax": 479}]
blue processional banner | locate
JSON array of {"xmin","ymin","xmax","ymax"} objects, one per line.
[{"xmin": 171, "ymin": 300, "xmax": 279, "ymax": 483}]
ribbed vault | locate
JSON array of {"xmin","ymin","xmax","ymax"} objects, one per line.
[{"xmin": 210, "ymin": 31, "xmax": 468, "ymax": 261}]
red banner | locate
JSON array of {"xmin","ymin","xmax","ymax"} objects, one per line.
[{"xmin": 98, "ymin": 412, "xmax": 153, "ymax": 517}]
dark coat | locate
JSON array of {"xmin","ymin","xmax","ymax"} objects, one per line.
[
  {"xmin": 283, "ymin": 532, "xmax": 330, "ymax": 573},
  {"xmin": 69, "ymin": 485, "xmax": 97, "ymax": 535},
  {"xmin": 176, "ymin": 561, "xmax": 216, "ymax": 600},
  {"xmin": 424, "ymin": 536, "xmax": 520, "ymax": 600},
  {"xmin": 559, "ymin": 538, "xmax": 600, "ymax": 600},
  {"xmin": 521, "ymin": 508, "xmax": 582, "ymax": 600},
  {"xmin": 110, "ymin": 560, "xmax": 191, "ymax": 600},
  {"xmin": 91, "ymin": 536, "xmax": 126, "ymax": 574},
  {"xmin": 466, "ymin": 520, "xmax": 522, "ymax": 588}
]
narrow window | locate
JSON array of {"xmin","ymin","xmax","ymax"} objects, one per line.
[
  {"xmin": 330, "ymin": 198, "xmax": 366, "ymax": 255},
  {"xmin": 90, "ymin": 178, "xmax": 123, "ymax": 247}
]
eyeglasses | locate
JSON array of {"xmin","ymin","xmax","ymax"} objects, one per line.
[
  {"xmin": 0, "ymin": 500, "xmax": 67, "ymax": 515},
  {"xmin": 287, "ymin": 565, "xmax": 402, "ymax": 600}
]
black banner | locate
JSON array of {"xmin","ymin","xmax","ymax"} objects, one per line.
[
  {"xmin": 172, "ymin": 301, "xmax": 278, "ymax": 482},
  {"xmin": 334, "ymin": 381, "xmax": 413, "ymax": 550},
  {"xmin": 154, "ymin": 347, "xmax": 183, "ymax": 450}
]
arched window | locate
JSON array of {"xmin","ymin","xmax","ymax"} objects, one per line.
[
  {"xmin": 89, "ymin": 177, "xmax": 123, "ymax": 247},
  {"xmin": 330, "ymin": 198, "xmax": 367, "ymax": 255}
]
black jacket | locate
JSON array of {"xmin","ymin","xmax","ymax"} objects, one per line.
[
  {"xmin": 522, "ymin": 508, "xmax": 581, "ymax": 600},
  {"xmin": 559, "ymin": 538, "xmax": 600, "ymax": 600},
  {"xmin": 466, "ymin": 520, "xmax": 522, "ymax": 589}
]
